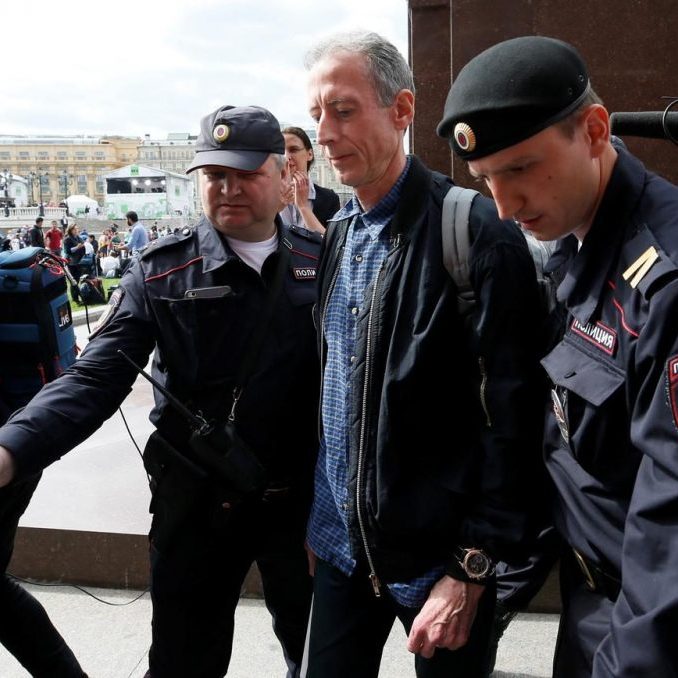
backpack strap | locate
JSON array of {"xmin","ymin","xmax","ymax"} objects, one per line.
[{"xmin": 441, "ymin": 185, "xmax": 479, "ymax": 315}]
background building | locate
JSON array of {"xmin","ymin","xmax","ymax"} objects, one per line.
[
  {"xmin": 407, "ymin": 0, "xmax": 678, "ymax": 187},
  {"xmin": 104, "ymin": 164, "xmax": 195, "ymax": 220},
  {"xmin": 0, "ymin": 135, "xmax": 140, "ymax": 207},
  {"xmin": 0, "ymin": 127, "xmax": 352, "ymax": 218},
  {"xmin": 139, "ymin": 133, "xmax": 199, "ymax": 214}
]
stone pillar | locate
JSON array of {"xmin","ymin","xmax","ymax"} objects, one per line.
[{"xmin": 409, "ymin": 0, "xmax": 678, "ymax": 187}]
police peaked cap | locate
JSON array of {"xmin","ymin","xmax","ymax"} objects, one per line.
[
  {"xmin": 437, "ymin": 36, "xmax": 590, "ymax": 160},
  {"xmin": 186, "ymin": 105, "xmax": 284, "ymax": 173}
]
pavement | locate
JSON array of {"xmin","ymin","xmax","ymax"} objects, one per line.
[
  {"xmin": 0, "ymin": 306, "xmax": 561, "ymax": 677},
  {"xmin": 0, "ymin": 583, "xmax": 559, "ymax": 677}
]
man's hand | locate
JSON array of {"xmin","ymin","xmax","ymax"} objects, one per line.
[
  {"xmin": 0, "ymin": 445, "xmax": 16, "ymax": 487},
  {"xmin": 407, "ymin": 575, "xmax": 485, "ymax": 658}
]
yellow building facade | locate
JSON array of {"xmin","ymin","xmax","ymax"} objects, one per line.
[{"xmin": 0, "ymin": 135, "xmax": 140, "ymax": 206}]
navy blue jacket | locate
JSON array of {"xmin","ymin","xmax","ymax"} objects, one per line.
[
  {"xmin": 542, "ymin": 147, "xmax": 678, "ymax": 676},
  {"xmin": 0, "ymin": 218, "xmax": 321, "ymax": 492},
  {"xmin": 314, "ymin": 155, "xmax": 547, "ymax": 583}
]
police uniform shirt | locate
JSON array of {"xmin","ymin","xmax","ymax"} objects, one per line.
[{"xmin": 541, "ymin": 146, "xmax": 678, "ymax": 676}]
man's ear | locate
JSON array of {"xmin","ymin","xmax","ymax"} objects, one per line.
[
  {"xmin": 393, "ymin": 89, "xmax": 415, "ymax": 131},
  {"xmin": 582, "ymin": 104, "xmax": 610, "ymax": 158}
]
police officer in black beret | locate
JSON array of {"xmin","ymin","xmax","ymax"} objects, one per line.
[
  {"xmin": 439, "ymin": 35, "xmax": 678, "ymax": 677},
  {"xmin": 0, "ymin": 105, "xmax": 321, "ymax": 677}
]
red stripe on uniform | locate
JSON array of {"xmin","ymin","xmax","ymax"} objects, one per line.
[
  {"xmin": 611, "ymin": 298, "xmax": 640, "ymax": 338},
  {"xmin": 289, "ymin": 248, "xmax": 319, "ymax": 261},
  {"xmin": 145, "ymin": 256, "xmax": 203, "ymax": 282}
]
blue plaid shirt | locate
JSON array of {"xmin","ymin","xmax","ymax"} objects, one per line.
[{"xmin": 307, "ymin": 158, "xmax": 444, "ymax": 607}]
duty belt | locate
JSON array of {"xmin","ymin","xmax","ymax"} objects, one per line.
[{"xmin": 572, "ymin": 548, "xmax": 621, "ymax": 601}]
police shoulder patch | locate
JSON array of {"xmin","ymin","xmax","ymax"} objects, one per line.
[
  {"xmin": 140, "ymin": 229, "xmax": 193, "ymax": 260},
  {"xmin": 667, "ymin": 356, "xmax": 678, "ymax": 432},
  {"xmin": 89, "ymin": 287, "xmax": 124, "ymax": 340},
  {"xmin": 288, "ymin": 224, "xmax": 323, "ymax": 244}
]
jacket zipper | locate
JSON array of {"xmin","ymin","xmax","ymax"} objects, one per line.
[
  {"xmin": 357, "ymin": 264, "xmax": 385, "ymax": 597},
  {"xmin": 356, "ymin": 236, "xmax": 405, "ymax": 598},
  {"xmin": 479, "ymin": 356, "xmax": 492, "ymax": 427}
]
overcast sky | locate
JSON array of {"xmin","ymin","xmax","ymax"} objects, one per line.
[{"xmin": 3, "ymin": 0, "xmax": 408, "ymax": 139}]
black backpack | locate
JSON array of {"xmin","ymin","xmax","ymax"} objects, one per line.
[
  {"xmin": 0, "ymin": 247, "xmax": 78, "ymax": 409},
  {"xmin": 441, "ymin": 185, "xmax": 557, "ymax": 316}
]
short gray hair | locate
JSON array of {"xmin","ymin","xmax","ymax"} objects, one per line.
[
  {"xmin": 304, "ymin": 30, "xmax": 414, "ymax": 107},
  {"xmin": 271, "ymin": 153, "xmax": 286, "ymax": 170}
]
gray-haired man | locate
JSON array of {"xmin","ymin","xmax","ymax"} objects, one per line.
[{"xmin": 302, "ymin": 30, "xmax": 545, "ymax": 677}]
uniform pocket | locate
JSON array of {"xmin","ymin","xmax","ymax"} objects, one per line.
[
  {"xmin": 541, "ymin": 338, "xmax": 632, "ymax": 481},
  {"xmin": 542, "ymin": 339, "xmax": 624, "ymax": 406}
]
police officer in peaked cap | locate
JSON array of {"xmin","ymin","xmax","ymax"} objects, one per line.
[
  {"xmin": 0, "ymin": 104, "xmax": 322, "ymax": 677},
  {"xmin": 439, "ymin": 35, "xmax": 678, "ymax": 677}
]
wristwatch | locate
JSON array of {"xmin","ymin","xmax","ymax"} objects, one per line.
[{"xmin": 455, "ymin": 547, "xmax": 495, "ymax": 581}]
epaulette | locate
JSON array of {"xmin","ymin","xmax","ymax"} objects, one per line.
[
  {"xmin": 140, "ymin": 227, "xmax": 194, "ymax": 260},
  {"xmin": 621, "ymin": 226, "xmax": 678, "ymax": 299},
  {"xmin": 288, "ymin": 223, "xmax": 323, "ymax": 245}
]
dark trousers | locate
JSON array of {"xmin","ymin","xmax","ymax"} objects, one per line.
[
  {"xmin": 304, "ymin": 559, "xmax": 496, "ymax": 678},
  {"xmin": 552, "ymin": 552, "xmax": 614, "ymax": 678},
  {"xmin": 0, "ymin": 474, "xmax": 86, "ymax": 678},
  {"xmin": 147, "ymin": 493, "xmax": 313, "ymax": 678}
]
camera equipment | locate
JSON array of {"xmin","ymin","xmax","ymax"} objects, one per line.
[{"xmin": 611, "ymin": 96, "xmax": 678, "ymax": 145}]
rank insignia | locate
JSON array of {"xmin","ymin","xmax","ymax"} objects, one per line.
[
  {"xmin": 454, "ymin": 122, "xmax": 476, "ymax": 152},
  {"xmin": 668, "ymin": 356, "xmax": 678, "ymax": 432},
  {"xmin": 623, "ymin": 246, "xmax": 659, "ymax": 288},
  {"xmin": 213, "ymin": 123, "xmax": 230, "ymax": 144}
]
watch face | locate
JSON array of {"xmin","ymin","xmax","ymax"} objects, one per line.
[{"xmin": 464, "ymin": 549, "xmax": 491, "ymax": 579}]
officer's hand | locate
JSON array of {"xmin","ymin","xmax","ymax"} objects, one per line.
[
  {"xmin": 406, "ymin": 575, "xmax": 485, "ymax": 658},
  {"xmin": 0, "ymin": 446, "xmax": 16, "ymax": 487}
]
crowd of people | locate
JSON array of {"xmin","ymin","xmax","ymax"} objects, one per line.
[
  {"xmin": 0, "ymin": 27, "xmax": 676, "ymax": 678},
  {"xmin": 1, "ymin": 212, "xmax": 170, "ymax": 284}
]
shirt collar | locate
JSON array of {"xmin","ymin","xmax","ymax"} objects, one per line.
[
  {"xmin": 197, "ymin": 215, "xmax": 282, "ymax": 273},
  {"xmin": 557, "ymin": 148, "xmax": 644, "ymax": 324},
  {"xmin": 329, "ymin": 156, "xmax": 412, "ymax": 232}
]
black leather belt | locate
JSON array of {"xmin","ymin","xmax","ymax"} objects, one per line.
[{"xmin": 572, "ymin": 548, "xmax": 621, "ymax": 601}]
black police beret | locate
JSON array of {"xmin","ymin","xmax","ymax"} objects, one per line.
[
  {"xmin": 437, "ymin": 36, "xmax": 590, "ymax": 160},
  {"xmin": 186, "ymin": 105, "xmax": 285, "ymax": 173}
]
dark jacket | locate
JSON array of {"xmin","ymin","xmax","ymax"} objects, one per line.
[
  {"xmin": 314, "ymin": 156, "xmax": 546, "ymax": 583},
  {"xmin": 541, "ymin": 147, "xmax": 678, "ymax": 677},
  {"xmin": 0, "ymin": 218, "xmax": 321, "ymax": 495},
  {"xmin": 63, "ymin": 234, "xmax": 83, "ymax": 263},
  {"xmin": 312, "ymin": 184, "xmax": 340, "ymax": 227},
  {"xmin": 29, "ymin": 225, "xmax": 44, "ymax": 248}
]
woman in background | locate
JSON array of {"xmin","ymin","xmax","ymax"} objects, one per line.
[{"xmin": 279, "ymin": 126, "xmax": 340, "ymax": 235}]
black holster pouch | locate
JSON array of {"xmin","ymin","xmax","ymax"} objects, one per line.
[
  {"xmin": 143, "ymin": 431, "xmax": 213, "ymax": 552},
  {"xmin": 188, "ymin": 421, "xmax": 267, "ymax": 501},
  {"xmin": 143, "ymin": 424, "xmax": 267, "ymax": 552}
]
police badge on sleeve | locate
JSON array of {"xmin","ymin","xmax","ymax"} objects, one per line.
[{"xmin": 89, "ymin": 288, "xmax": 125, "ymax": 339}]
